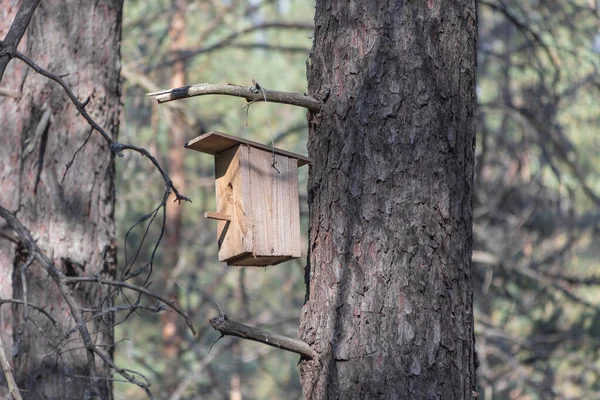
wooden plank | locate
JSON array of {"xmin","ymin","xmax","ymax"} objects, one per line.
[
  {"xmin": 248, "ymin": 147, "xmax": 301, "ymax": 258},
  {"xmin": 186, "ymin": 131, "xmax": 311, "ymax": 167},
  {"xmin": 248, "ymin": 147, "xmax": 273, "ymax": 257},
  {"xmin": 228, "ymin": 255, "xmax": 295, "ymax": 267},
  {"xmin": 287, "ymin": 157, "xmax": 302, "ymax": 257},
  {"xmin": 214, "ymin": 145, "xmax": 253, "ymax": 261}
]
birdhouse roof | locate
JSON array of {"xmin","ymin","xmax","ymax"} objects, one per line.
[{"xmin": 185, "ymin": 131, "xmax": 310, "ymax": 167}]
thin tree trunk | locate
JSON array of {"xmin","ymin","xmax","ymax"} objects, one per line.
[
  {"xmin": 299, "ymin": 1, "xmax": 478, "ymax": 399},
  {"xmin": 0, "ymin": 1, "xmax": 122, "ymax": 398},
  {"xmin": 161, "ymin": 0, "xmax": 188, "ymax": 360}
]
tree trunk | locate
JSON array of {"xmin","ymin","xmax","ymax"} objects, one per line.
[
  {"xmin": 299, "ymin": 1, "xmax": 478, "ymax": 399},
  {"xmin": 0, "ymin": 1, "xmax": 122, "ymax": 398},
  {"xmin": 161, "ymin": 0, "xmax": 188, "ymax": 361}
]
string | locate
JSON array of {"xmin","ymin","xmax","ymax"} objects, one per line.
[
  {"xmin": 259, "ymin": 84, "xmax": 280, "ymax": 174},
  {"xmin": 243, "ymin": 101, "xmax": 250, "ymax": 138}
]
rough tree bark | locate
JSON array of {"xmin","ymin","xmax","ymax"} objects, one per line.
[
  {"xmin": 0, "ymin": 1, "xmax": 122, "ymax": 398},
  {"xmin": 299, "ymin": 1, "xmax": 478, "ymax": 399}
]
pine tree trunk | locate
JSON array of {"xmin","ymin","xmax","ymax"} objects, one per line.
[
  {"xmin": 0, "ymin": 1, "xmax": 122, "ymax": 398},
  {"xmin": 161, "ymin": 0, "xmax": 188, "ymax": 361},
  {"xmin": 299, "ymin": 1, "xmax": 478, "ymax": 398}
]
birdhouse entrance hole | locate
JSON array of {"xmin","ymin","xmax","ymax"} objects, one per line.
[{"xmin": 186, "ymin": 131, "xmax": 310, "ymax": 267}]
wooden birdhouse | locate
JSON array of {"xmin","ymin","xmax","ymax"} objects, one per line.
[{"xmin": 185, "ymin": 131, "xmax": 310, "ymax": 267}]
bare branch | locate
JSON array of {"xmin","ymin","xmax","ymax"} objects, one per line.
[
  {"xmin": 12, "ymin": 254, "xmax": 35, "ymax": 358},
  {"xmin": 60, "ymin": 304, "xmax": 166, "ymax": 344},
  {"xmin": 10, "ymin": 50, "xmax": 190, "ymax": 205},
  {"xmin": 0, "ymin": 335, "xmax": 23, "ymax": 400},
  {"xmin": 209, "ymin": 313, "xmax": 315, "ymax": 360},
  {"xmin": 0, "ymin": 298, "xmax": 57, "ymax": 326},
  {"xmin": 0, "ymin": 205, "xmax": 155, "ymax": 397},
  {"xmin": 0, "ymin": 205, "xmax": 101, "ymax": 396},
  {"xmin": 0, "ymin": 0, "xmax": 41, "ymax": 82},
  {"xmin": 152, "ymin": 22, "xmax": 314, "ymax": 70},
  {"xmin": 147, "ymin": 82, "xmax": 321, "ymax": 112},
  {"xmin": 65, "ymin": 276, "xmax": 197, "ymax": 336},
  {"xmin": 230, "ymin": 43, "xmax": 310, "ymax": 54}
]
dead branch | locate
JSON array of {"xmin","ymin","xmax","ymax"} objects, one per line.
[
  {"xmin": 147, "ymin": 82, "xmax": 321, "ymax": 112},
  {"xmin": 149, "ymin": 22, "xmax": 314, "ymax": 70},
  {"xmin": 0, "ymin": 0, "xmax": 41, "ymax": 82},
  {"xmin": 65, "ymin": 276, "xmax": 197, "ymax": 336},
  {"xmin": 10, "ymin": 50, "xmax": 189, "ymax": 204},
  {"xmin": 0, "ymin": 205, "xmax": 157, "ymax": 397},
  {"xmin": 0, "ymin": 298, "xmax": 57, "ymax": 326},
  {"xmin": 209, "ymin": 312, "xmax": 315, "ymax": 360},
  {"xmin": 0, "ymin": 205, "xmax": 102, "ymax": 398},
  {"xmin": 0, "ymin": 305, "xmax": 23, "ymax": 400}
]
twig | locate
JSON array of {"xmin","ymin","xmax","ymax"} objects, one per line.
[
  {"xmin": 62, "ymin": 127, "xmax": 94, "ymax": 182},
  {"xmin": 0, "ymin": 298, "xmax": 57, "ymax": 325},
  {"xmin": 10, "ymin": 50, "xmax": 189, "ymax": 204},
  {"xmin": 12, "ymin": 254, "xmax": 35, "ymax": 358},
  {"xmin": 12, "ymin": 51, "xmax": 111, "ymax": 143},
  {"xmin": 0, "ymin": 205, "xmax": 101, "ymax": 397},
  {"xmin": 147, "ymin": 83, "xmax": 321, "ymax": 112},
  {"xmin": 152, "ymin": 22, "xmax": 314, "ymax": 70},
  {"xmin": 0, "ymin": 338, "xmax": 23, "ymax": 400},
  {"xmin": 209, "ymin": 313, "xmax": 315, "ymax": 360},
  {"xmin": 229, "ymin": 43, "xmax": 309, "ymax": 54},
  {"xmin": 65, "ymin": 276, "xmax": 197, "ymax": 336},
  {"xmin": 0, "ymin": 305, "xmax": 24, "ymax": 400},
  {"xmin": 0, "ymin": 205, "xmax": 150, "ymax": 397},
  {"xmin": 60, "ymin": 304, "xmax": 166, "ymax": 344}
]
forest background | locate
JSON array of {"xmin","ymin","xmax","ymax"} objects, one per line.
[{"xmin": 2, "ymin": 0, "xmax": 600, "ymax": 399}]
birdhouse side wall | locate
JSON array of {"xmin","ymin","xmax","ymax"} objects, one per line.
[
  {"xmin": 214, "ymin": 145, "xmax": 254, "ymax": 261},
  {"xmin": 248, "ymin": 147, "xmax": 302, "ymax": 258}
]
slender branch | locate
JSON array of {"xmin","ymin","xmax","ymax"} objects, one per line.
[
  {"xmin": 90, "ymin": 346, "xmax": 155, "ymax": 399},
  {"xmin": 0, "ymin": 205, "xmax": 155, "ymax": 397},
  {"xmin": 0, "ymin": 298, "xmax": 57, "ymax": 325},
  {"xmin": 153, "ymin": 22, "xmax": 314, "ymax": 70},
  {"xmin": 61, "ymin": 304, "xmax": 166, "ymax": 343},
  {"xmin": 0, "ymin": 331, "xmax": 23, "ymax": 400},
  {"xmin": 147, "ymin": 83, "xmax": 321, "ymax": 112},
  {"xmin": 13, "ymin": 50, "xmax": 112, "ymax": 143},
  {"xmin": 10, "ymin": 50, "xmax": 189, "ymax": 204},
  {"xmin": 230, "ymin": 43, "xmax": 310, "ymax": 54},
  {"xmin": 121, "ymin": 63, "xmax": 202, "ymax": 126},
  {"xmin": 65, "ymin": 276, "xmax": 197, "ymax": 336},
  {"xmin": 209, "ymin": 314, "xmax": 315, "ymax": 360},
  {"xmin": 12, "ymin": 254, "xmax": 35, "ymax": 358},
  {"xmin": 0, "ymin": 205, "xmax": 101, "ymax": 397},
  {"xmin": 0, "ymin": 0, "xmax": 41, "ymax": 82}
]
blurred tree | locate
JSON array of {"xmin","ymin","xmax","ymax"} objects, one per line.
[
  {"xmin": 474, "ymin": 0, "xmax": 600, "ymax": 398},
  {"xmin": 298, "ymin": 1, "xmax": 477, "ymax": 398},
  {"xmin": 0, "ymin": 0, "xmax": 122, "ymax": 398},
  {"xmin": 162, "ymin": 0, "xmax": 189, "ymax": 363}
]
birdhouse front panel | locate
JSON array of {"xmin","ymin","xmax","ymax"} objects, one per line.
[
  {"xmin": 186, "ymin": 131, "xmax": 309, "ymax": 267},
  {"xmin": 244, "ymin": 146, "xmax": 301, "ymax": 261}
]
